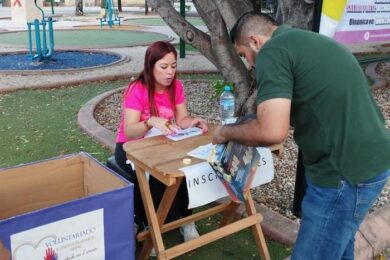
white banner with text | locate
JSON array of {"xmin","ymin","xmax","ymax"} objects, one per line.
[
  {"xmin": 11, "ymin": 209, "xmax": 105, "ymax": 260},
  {"xmin": 320, "ymin": 0, "xmax": 390, "ymax": 44},
  {"xmin": 182, "ymin": 147, "xmax": 274, "ymax": 209}
]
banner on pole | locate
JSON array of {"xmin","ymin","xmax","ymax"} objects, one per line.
[{"xmin": 320, "ymin": 0, "xmax": 390, "ymax": 44}]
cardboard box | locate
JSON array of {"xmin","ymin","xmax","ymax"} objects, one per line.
[{"xmin": 0, "ymin": 152, "xmax": 134, "ymax": 260}]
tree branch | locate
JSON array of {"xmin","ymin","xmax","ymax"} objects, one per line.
[
  {"xmin": 150, "ymin": 0, "xmax": 216, "ymax": 65},
  {"xmin": 276, "ymin": 0, "xmax": 314, "ymax": 29},
  {"xmin": 214, "ymin": 0, "xmax": 253, "ymax": 30}
]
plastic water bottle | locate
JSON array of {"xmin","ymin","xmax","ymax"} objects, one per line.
[{"xmin": 219, "ymin": 85, "xmax": 235, "ymax": 125}]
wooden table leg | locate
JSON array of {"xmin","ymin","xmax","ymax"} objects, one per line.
[
  {"xmin": 156, "ymin": 177, "xmax": 183, "ymax": 226},
  {"xmin": 135, "ymin": 167, "xmax": 165, "ymax": 260},
  {"xmin": 136, "ymin": 167, "xmax": 183, "ymax": 260},
  {"xmin": 219, "ymin": 201, "xmax": 240, "ymax": 227},
  {"xmin": 244, "ymin": 192, "xmax": 270, "ymax": 260}
]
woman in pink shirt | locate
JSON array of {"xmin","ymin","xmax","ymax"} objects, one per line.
[{"xmin": 115, "ymin": 41, "xmax": 208, "ymax": 243}]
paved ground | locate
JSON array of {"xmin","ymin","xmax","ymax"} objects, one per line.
[
  {"xmin": 1, "ymin": 6, "xmax": 389, "ymax": 259},
  {"xmin": 0, "ymin": 6, "xmax": 214, "ymax": 92},
  {"xmin": 0, "ymin": 45, "xmax": 217, "ymax": 92}
]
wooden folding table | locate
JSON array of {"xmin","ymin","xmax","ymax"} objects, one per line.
[{"xmin": 123, "ymin": 128, "xmax": 282, "ymax": 260}]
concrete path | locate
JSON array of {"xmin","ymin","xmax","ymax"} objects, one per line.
[
  {"xmin": 0, "ymin": 7, "xmax": 214, "ymax": 92},
  {"xmin": 0, "ymin": 46, "xmax": 217, "ymax": 92}
]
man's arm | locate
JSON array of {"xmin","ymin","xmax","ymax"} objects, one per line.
[{"xmin": 212, "ymin": 98, "xmax": 291, "ymax": 146}]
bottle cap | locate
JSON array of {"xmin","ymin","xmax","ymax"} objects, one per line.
[
  {"xmin": 224, "ymin": 85, "xmax": 231, "ymax": 91},
  {"xmin": 182, "ymin": 158, "xmax": 192, "ymax": 165}
]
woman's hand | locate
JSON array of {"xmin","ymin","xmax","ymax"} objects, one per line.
[
  {"xmin": 190, "ymin": 117, "xmax": 208, "ymax": 133},
  {"xmin": 148, "ymin": 116, "xmax": 181, "ymax": 135}
]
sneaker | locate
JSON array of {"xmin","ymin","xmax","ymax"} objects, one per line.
[
  {"xmin": 134, "ymin": 223, "xmax": 139, "ymax": 235},
  {"xmin": 180, "ymin": 222, "xmax": 200, "ymax": 242},
  {"xmin": 138, "ymin": 225, "xmax": 156, "ymax": 258},
  {"xmin": 149, "ymin": 247, "xmax": 156, "ymax": 257}
]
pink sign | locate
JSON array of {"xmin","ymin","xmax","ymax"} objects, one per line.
[{"xmin": 334, "ymin": 28, "xmax": 390, "ymax": 43}]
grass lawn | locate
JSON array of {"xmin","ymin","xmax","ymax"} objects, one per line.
[
  {"xmin": 355, "ymin": 52, "xmax": 390, "ymax": 65},
  {"xmin": 0, "ymin": 81, "xmax": 127, "ymax": 167},
  {"xmin": 156, "ymin": 209, "xmax": 291, "ymax": 259},
  {"xmin": 0, "ymin": 78, "xmax": 291, "ymax": 259},
  {"xmin": 0, "ymin": 30, "xmax": 168, "ymax": 48},
  {"xmin": 0, "ymin": 74, "xmax": 223, "ymax": 167}
]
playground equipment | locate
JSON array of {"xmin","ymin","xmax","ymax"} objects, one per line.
[
  {"xmin": 27, "ymin": 0, "xmax": 54, "ymax": 62},
  {"xmin": 98, "ymin": 0, "xmax": 123, "ymax": 28}
]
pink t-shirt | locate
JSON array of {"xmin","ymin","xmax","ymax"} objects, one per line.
[{"xmin": 116, "ymin": 79, "xmax": 186, "ymax": 143}]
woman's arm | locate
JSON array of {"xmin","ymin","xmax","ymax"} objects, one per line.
[
  {"xmin": 175, "ymin": 103, "xmax": 208, "ymax": 132},
  {"xmin": 123, "ymin": 108, "xmax": 180, "ymax": 138},
  {"xmin": 123, "ymin": 108, "xmax": 150, "ymax": 139}
]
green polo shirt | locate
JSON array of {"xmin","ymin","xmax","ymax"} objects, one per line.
[{"xmin": 255, "ymin": 25, "xmax": 390, "ymax": 188}]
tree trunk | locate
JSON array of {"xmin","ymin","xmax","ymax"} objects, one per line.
[
  {"xmin": 275, "ymin": 0, "xmax": 314, "ymax": 29},
  {"xmin": 75, "ymin": 0, "xmax": 84, "ymax": 16},
  {"xmin": 150, "ymin": 0, "xmax": 315, "ymax": 115},
  {"xmin": 195, "ymin": 0, "xmax": 256, "ymax": 115}
]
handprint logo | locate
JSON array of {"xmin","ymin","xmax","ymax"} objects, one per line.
[{"xmin": 43, "ymin": 248, "xmax": 57, "ymax": 260}]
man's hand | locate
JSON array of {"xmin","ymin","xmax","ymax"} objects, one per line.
[
  {"xmin": 0, "ymin": 240, "xmax": 11, "ymax": 260},
  {"xmin": 212, "ymin": 125, "xmax": 227, "ymax": 144}
]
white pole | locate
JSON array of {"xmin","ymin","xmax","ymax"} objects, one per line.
[{"xmin": 11, "ymin": 0, "xmax": 43, "ymax": 27}]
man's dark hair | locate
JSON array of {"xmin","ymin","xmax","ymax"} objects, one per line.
[{"xmin": 230, "ymin": 12, "xmax": 278, "ymax": 44}]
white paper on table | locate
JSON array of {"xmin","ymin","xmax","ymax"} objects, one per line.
[
  {"xmin": 166, "ymin": 127, "xmax": 202, "ymax": 141},
  {"xmin": 187, "ymin": 143, "xmax": 213, "ymax": 160},
  {"xmin": 181, "ymin": 147, "xmax": 274, "ymax": 209},
  {"xmin": 144, "ymin": 127, "xmax": 163, "ymax": 138}
]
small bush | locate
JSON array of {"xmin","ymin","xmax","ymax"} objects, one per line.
[{"xmin": 210, "ymin": 80, "xmax": 236, "ymax": 100}]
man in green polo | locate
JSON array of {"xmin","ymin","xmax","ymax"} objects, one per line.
[{"xmin": 212, "ymin": 13, "xmax": 390, "ymax": 259}]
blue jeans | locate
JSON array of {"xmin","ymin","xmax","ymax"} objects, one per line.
[{"xmin": 291, "ymin": 168, "xmax": 390, "ymax": 260}]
